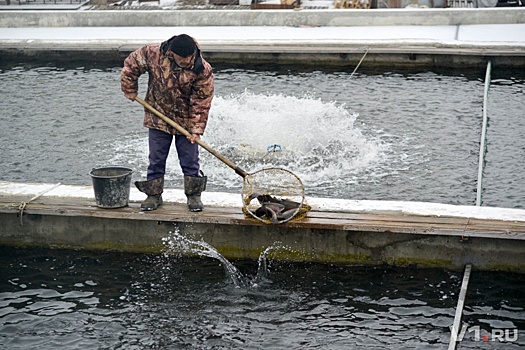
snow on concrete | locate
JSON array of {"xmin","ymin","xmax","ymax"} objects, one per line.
[
  {"xmin": 1, "ymin": 181, "xmax": 525, "ymax": 223},
  {"xmin": 1, "ymin": 24, "xmax": 525, "ymax": 47}
]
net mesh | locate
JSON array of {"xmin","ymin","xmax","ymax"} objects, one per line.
[{"xmin": 241, "ymin": 168, "xmax": 311, "ymax": 224}]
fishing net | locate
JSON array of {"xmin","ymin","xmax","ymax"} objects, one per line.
[{"xmin": 241, "ymin": 168, "xmax": 311, "ymax": 224}]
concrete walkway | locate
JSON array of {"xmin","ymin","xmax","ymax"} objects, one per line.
[
  {"xmin": 0, "ymin": 8, "xmax": 524, "ymax": 67},
  {"xmin": 1, "ymin": 22, "xmax": 524, "ymax": 47},
  {"xmin": 2, "ymin": 180, "xmax": 525, "ymax": 271}
]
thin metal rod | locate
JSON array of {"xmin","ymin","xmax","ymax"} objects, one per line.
[
  {"xmin": 476, "ymin": 60, "xmax": 491, "ymax": 207},
  {"xmin": 350, "ymin": 48, "xmax": 369, "ymax": 78},
  {"xmin": 448, "ymin": 264, "xmax": 473, "ymax": 350}
]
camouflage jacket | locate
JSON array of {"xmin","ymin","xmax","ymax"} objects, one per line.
[{"xmin": 121, "ymin": 40, "xmax": 214, "ymax": 135}]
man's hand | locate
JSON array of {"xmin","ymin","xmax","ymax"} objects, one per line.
[
  {"xmin": 124, "ymin": 92, "xmax": 137, "ymax": 101},
  {"xmin": 187, "ymin": 134, "xmax": 200, "ymax": 144}
]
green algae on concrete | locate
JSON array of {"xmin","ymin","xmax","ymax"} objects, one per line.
[
  {"xmin": 386, "ymin": 256, "xmax": 455, "ymax": 270},
  {"xmin": 2, "ymin": 200, "xmax": 525, "ymax": 273}
]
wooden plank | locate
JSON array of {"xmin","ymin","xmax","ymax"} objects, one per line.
[
  {"xmin": 308, "ymin": 210, "xmax": 470, "ymax": 224},
  {"xmin": 2, "ymin": 196, "xmax": 525, "ymax": 240}
]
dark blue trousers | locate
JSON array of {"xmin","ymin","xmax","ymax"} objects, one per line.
[{"xmin": 147, "ymin": 128, "xmax": 200, "ymax": 180}]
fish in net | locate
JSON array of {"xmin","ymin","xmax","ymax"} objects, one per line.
[{"xmin": 242, "ymin": 168, "xmax": 311, "ymax": 224}]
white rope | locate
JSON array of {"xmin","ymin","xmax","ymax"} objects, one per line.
[{"xmin": 18, "ymin": 183, "xmax": 62, "ymax": 225}]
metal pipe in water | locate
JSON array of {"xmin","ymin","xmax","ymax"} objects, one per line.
[
  {"xmin": 448, "ymin": 264, "xmax": 473, "ymax": 350},
  {"xmin": 476, "ymin": 61, "xmax": 492, "ymax": 207}
]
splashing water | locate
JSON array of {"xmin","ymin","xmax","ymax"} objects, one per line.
[
  {"xmin": 107, "ymin": 91, "xmax": 384, "ymax": 197},
  {"xmin": 202, "ymin": 90, "xmax": 385, "ymax": 197},
  {"xmin": 162, "ymin": 228, "xmax": 302, "ymax": 289},
  {"xmin": 162, "ymin": 227, "xmax": 248, "ymax": 288},
  {"xmin": 255, "ymin": 242, "xmax": 298, "ymax": 283}
]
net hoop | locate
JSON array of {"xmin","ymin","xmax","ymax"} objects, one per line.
[{"xmin": 241, "ymin": 167, "xmax": 309, "ymax": 224}]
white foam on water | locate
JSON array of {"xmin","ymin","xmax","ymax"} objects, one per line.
[
  {"xmin": 101, "ymin": 91, "xmax": 385, "ymax": 195},
  {"xmin": 104, "ymin": 134, "xmax": 149, "ymax": 176},
  {"xmin": 203, "ymin": 90, "xmax": 385, "ymax": 194}
]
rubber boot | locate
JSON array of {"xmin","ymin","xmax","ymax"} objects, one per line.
[
  {"xmin": 184, "ymin": 172, "xmax": 207, "ymax": 212},
  {"xmin": 135, "ymin": 177, "xmax": 164, "ymax": 211}
]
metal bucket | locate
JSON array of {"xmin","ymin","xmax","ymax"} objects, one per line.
[{"xmin": 89, "ymin": 166, "xmax": 133, "ymax": 208}]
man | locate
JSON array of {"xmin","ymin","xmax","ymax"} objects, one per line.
[{"xmin": 121, "ymin": 34, "xmax": 214, "ymax": 212}]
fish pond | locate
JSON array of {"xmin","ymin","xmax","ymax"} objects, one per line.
[{"xmin": 0, "ymin": 62, "xmax": 524, "ymax": 349}]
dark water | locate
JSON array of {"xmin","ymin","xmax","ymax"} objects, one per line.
[
  {"xmin": 1, "ymin": 244, "xmax": 524, "ymax": 349},
  {"xmin": 0, "ymin": 63, "xmax": 524, "ymax": 208}
]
